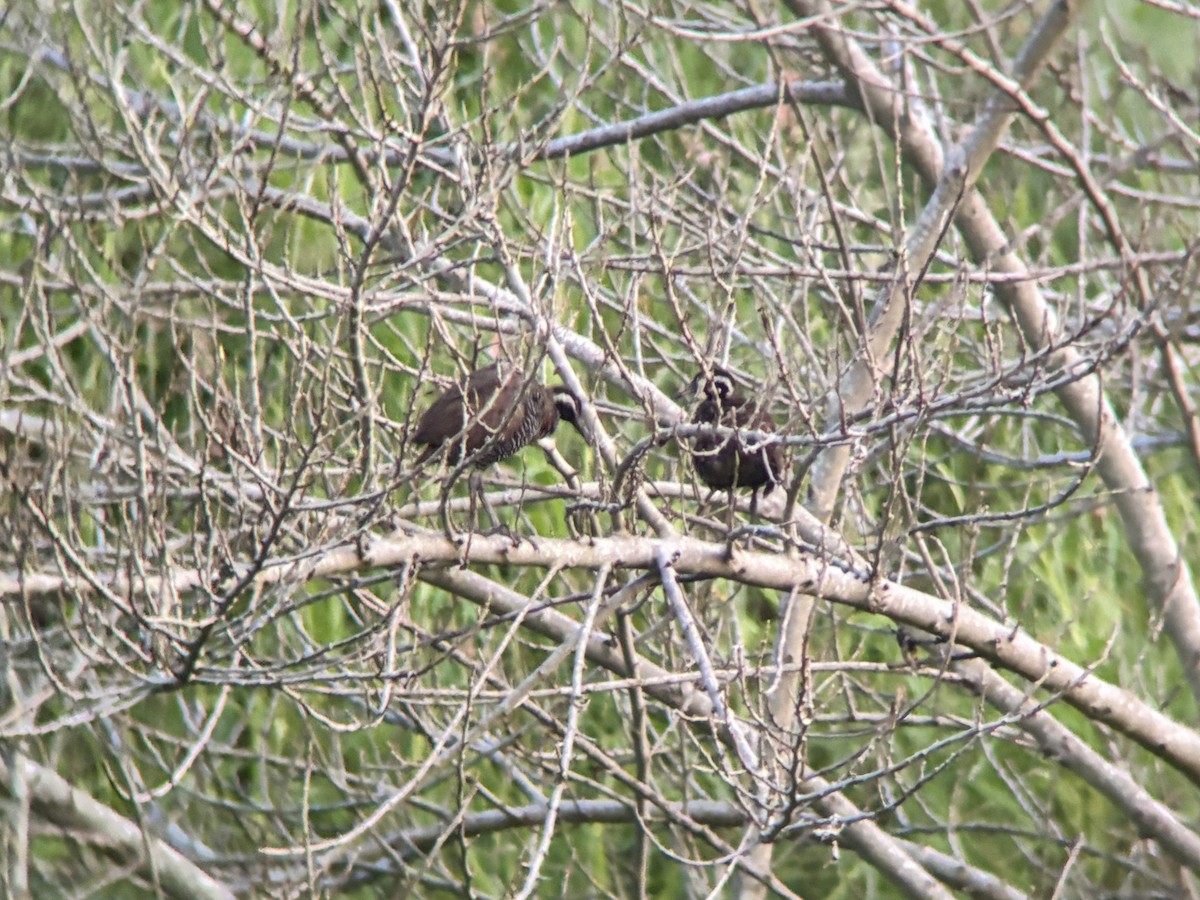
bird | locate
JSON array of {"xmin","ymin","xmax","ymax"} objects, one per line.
[
  {"xmin": 686, "ymin": 366, "xmax": 784, "ymax": 493},
  {"xmin": 412, "ymin": 362, "xmax": 580, "ymax": 469}
]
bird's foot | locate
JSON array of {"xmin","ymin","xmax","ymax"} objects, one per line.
[
  {"xmin": 723, "ymin": 524, "xmax": 785, "ymax": 558},
  {"xmin": 481, "ymin": 523, "xmax": 536, "ymax": 549}
]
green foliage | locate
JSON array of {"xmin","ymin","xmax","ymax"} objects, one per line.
[{"xmin": 4, "ymin": 0, "xmax": 1200, "ymax": 896}]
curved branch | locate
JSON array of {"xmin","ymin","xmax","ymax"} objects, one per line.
[{"xmin": 0, "ymin": 753, "xmax": 234, "ymax": 900}]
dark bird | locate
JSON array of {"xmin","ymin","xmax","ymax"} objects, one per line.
[
  {"xmin": 687, "ymin": 367, "xmax": 784, "ymax": 493},
  {"xmin": 413, "ymin": 363, "xmax": 580, "ymax": 468}
]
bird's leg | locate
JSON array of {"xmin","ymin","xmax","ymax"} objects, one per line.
[
  {"xmin": 438, "ymin": 480, "xmax": 462, "ymax": 545},
  {"xmin": 724, "ymin": 522, "xmax": 785, "ymax": 559},
  {"xmin": 471, "ymin": 471, "xmax": 528, "ymax": 547},
  {"xmin": 469, "ymin": 471, "xmax": 500, "ymax": 530},
  {"xmin": 449, "ymin": 471, "xmax": 488, "ymax": 561}
]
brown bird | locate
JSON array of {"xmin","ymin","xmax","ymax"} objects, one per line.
[
  {"xmin": 412, "ymin": 363, "xmax": 580, "ymax": 469},
  {"xmin": 687, "ymin": 367, "xmax": 784, "ymax": 493}
]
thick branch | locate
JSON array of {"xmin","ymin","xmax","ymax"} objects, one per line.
[{"xmin": 0, "ymin": 754, "xmax": 234, "ymax": 900}]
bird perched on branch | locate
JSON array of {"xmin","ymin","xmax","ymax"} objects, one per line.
[
  {"xmin": 687, "ymin": 366, "xmax": 783, "ymax": 494},
  {"xmin": 412, "ymin": 362, "xmax": 580, "ymax": 469}
]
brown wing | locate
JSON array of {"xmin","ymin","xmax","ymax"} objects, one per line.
[
  {"xmin": 413, "ymin": 364, "xmax": 505, "ymax": 465},
  {"xmin": 413, "ymin": 365, "xmax": 560, "ymax": 467},
  {"xmin": 691, "ymin": 391, "xmax": 782, "ymax": 490},
  {"xmin": 691, "ymin": 397, "xmax": 734, "ymax": 489},
  {"xmin": 736, "ymin": 401, "xmax": 784, "ymax": 490}
]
